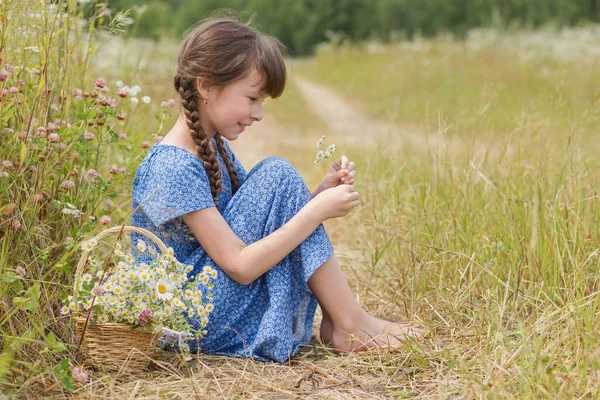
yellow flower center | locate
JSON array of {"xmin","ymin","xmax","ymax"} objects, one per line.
[{"xmin": 158, "ymin": 284, "xmax": 167, "ymax": 294}]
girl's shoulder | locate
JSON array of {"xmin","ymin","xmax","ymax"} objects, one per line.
[{"xmin": 141, "ymin": 144, "xmax": 201, "ymax": 169}]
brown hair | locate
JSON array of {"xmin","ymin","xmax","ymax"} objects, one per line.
[{"xmin": 174, "ymin": 17, "xmax": 286, "ymax": 208}]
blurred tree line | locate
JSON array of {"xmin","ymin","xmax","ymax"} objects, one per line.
[{"xmin": 107, "ymin": 0, "xmax": 600, "ymax": 55}]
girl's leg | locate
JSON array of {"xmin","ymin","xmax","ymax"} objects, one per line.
[{"xmin": 308, "ymin": 255, "xmax": 423, "ymax": 352}]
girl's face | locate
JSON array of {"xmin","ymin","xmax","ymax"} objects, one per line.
[{"xmin": 201, "ymin": 69, "xmax": 267, "ymax": 141}]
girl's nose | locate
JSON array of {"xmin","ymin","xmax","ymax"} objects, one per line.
[{"xmin": 251, "ymin": 104, "xmax": 263, "ymax": 122}]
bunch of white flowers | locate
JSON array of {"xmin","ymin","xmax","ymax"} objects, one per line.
[
  {"xmin": 62, "ymin": 239, "xmax": 216, "ymax": 353},
  {"xmin": 314, "ymin": 135, "xmax": 336, "ymax": 164}
]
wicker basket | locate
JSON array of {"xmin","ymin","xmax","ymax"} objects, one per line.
[{"xmin": 72, "ymin": 225, "xmax": 166, "ymax": 373}]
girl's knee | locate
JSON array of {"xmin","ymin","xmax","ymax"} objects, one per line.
[{"xmin": 249, "ymin": 156, "xmax": 302, "ymax": 184}]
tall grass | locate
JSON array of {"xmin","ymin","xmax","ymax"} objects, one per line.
[{"xmin": 297, "ymin": 32, "xmax": 600, "ymax": 397}]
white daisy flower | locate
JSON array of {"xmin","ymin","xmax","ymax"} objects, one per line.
[
  {"xmin": 139, "ymin": 271, "xmax": 150, "ymax": 281},
  {"xmin": 210, "ymin": 269, "xmax": 217, "ymax": 279},
  {"xmin": 98, "ymin": 314, "xmax": 109, "ymax": 323},
  {"xmin": 140, "ymin": 263, "xmax": 149, "ymax": 270},
  {"xmin": 141, "ymin": 96, "xmax": 151, "ymax": 104},
  {"xmin": 206, "ymin": 303, "xmax": 214, "ymax": 313},
  {"xmin": 103, "ymin": 282, "xmax": 113, "ymax": 292},
  {"xmin": 192, "ymin": 298, "xmax": 200, "ymax": 306},
  {"xmin": 81, "ymin": 239, "xmax": 98, "ymax": 251},
  {"xmin": 115, "ymin": 80, "xmax": 124, "ymax": 88},
  {"xmin": 166, "ymin": 248, "xmax": 174, "ymax": 257},
  {"xmin": 130, "ymin": 97, "xmax": 139, "ymax": 104},
  {"xmin": 60, "ymin": 305, "xmax": 70, "ymax": 315},
  {"xmin": 89, "ymin": 258, "xmax": 100, "ymax": 268},
  {"xmin": 113, "ymin": 285, "xmax": 123, "ymax": 295},
  {"xmin": 82, "ymin": 273, "xmax": 92, "ymax": 283},
  {"xmin": 148, "ymin": 246, "xmax": 156, "ymax": 256},
  {"xmin": 156, "ymin": 280, "xmax": 173, "ymax": 301},
  {"xmin": 197, "ymin": 305, "xmax": 205, "ymax": 314},
  {"xmin": 317, "ymin": 135, "xmax": 325, "ymax": 148},
  {"xmin": 202, "ymin": 266, "xmax": 212, "ymax": 273},
  {"xmin": 125, "ymin": 254, "xmax": 134, "ymax": 263},
  {"xmin": 185, "ymin": 265, "xmax": 193, "ymax": 273},
  {"xmin": 136, "ymin": 239, "xmax": 146, "ymax": 252},
  {"xmin": 201, "ymin": 317, "xmax": 208, "ymax": 327},
  {"xmin": 187, "ymin": 309, "xmax": 195, "ymax": 318}
]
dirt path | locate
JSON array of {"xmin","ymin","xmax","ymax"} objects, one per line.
[{"xmin": 293, "ymin": 76, "xmax": 432, "ymax": 149}]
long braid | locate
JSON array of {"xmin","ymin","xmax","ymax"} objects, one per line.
[
  {"xmin": 174, "ymin": 75, "xmax": 223, "ymax": 207},
  {"xmin": 215, "ymin": 133, "xmax": 240, "ymax": 195}
]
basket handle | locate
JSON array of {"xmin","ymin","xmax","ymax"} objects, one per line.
[{"xmin": 72, "ymin": 225, "xmax": 168, "ymax": 300}]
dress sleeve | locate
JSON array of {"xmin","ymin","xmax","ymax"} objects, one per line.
[{"xmin": 137, "ymin": 147, "xmax": 215, "ymax": 227}]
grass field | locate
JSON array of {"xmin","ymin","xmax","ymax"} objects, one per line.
[{"xmin": 2, "ymin": 2, "xmax": 600, "ymax": 398}]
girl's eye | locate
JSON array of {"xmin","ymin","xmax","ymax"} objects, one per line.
[{"xmin": 249, "ymin": 97, "xmax": 257, "ymax": 102}]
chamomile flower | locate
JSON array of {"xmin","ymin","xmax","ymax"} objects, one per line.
[
  {"xmin": 185, "ymin": 265, "xmax": 193, "ymax": 273},
  {"xmin": 148, "ymin": 246, "xmax": 156, "ymax": 256},
  {"xmin": 103, "ymin": 282, "xmax": 113, "ymax": 292},
  {"xmin": 205, "ymin": 303, "xmax": 214, "ymax": 313},
  {"xmin": 201, "ymin": 275, "xmax": 210, "ymax": 285},
  {"xmin": 113, "ymin": 285, "xmax": 124, "ymax": 296},
  {"xmin": 156, "ymin": 280, "xmax": 173, "ymax": 301},
  {"xmin": 82, "ymin": 273, "xmax": 92, "ymax": 283},
  {"xmin": 317, "ymin": 135, "xmax": 325, "ymax": 147},
  {"xmin": 139, "ymin": 271, "xmax": 150, "ymax": 282},
  {"xmin": 98, "ymin": 314, "xmax": 109, "ymax": 323},
  {"xmin": 202, "ymin": 266, "xmax": 212, "ymax": 274},
  {"xmin": 89, "ymin": 258, "xmax": 100, "ymax": 268},
  {"xmin": 128, "ymin": 270, "xmax": 137, "ymax": 280},
  {"xmin": 201, "ymin": 317, "xmax": 208, "ymax": 327},
  {"xmin": 197, "ymin": 305, "xmax": 205, "ymax": 314},
  {"xmin": 125, "ymin": 254, "xmax": 134, "ymax": 263},
  {"xmin": 140, "ymin": 263, "xmax": 149, "ymax": 270},
  {"xmin": 109, "ymin": 276, "xmax": 119, "ymax": 285},
  {"xmin": 166, "ymin": 247, "xmax": 175, "ymax": 257},
  {"xmin": 187, "ymin": 308, "xmax": 195, "ymax": 318},
  {"xmin": 192, "ymin": 298, "xmax": 200, "ymax": 306},
  {"xmin": 150, "ymin": 292, "xmax": 158, "ymax": 302},
  {"xmin": 136, "ymin": 239, "xmax": 147, "ymax": 252},
  {"xmin": 81, "ymin": 239, "xmax": 98, "ymax": 251},
  {"xmin": 209, "ymin": 269, "xmax": 217, "ymax": 279},
  {"xmin": 60, "ymin": 305, "xmax": 70, "ymax": 315}
]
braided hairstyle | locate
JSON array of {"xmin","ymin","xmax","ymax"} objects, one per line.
[{"xmin": 174, "ymin": 18, "xmax": 286, "ymax": 208}]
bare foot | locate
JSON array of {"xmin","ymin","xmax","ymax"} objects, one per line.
[
  {"xmin": 331, "ymin": 313, "xmax": 424, "ymax": 353},
  {"xmin": 319, "ymin": 313, "xmax": 334, "ymax": 344}
]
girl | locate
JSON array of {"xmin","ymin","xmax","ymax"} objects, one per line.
[{"xmin": 131, "ymin": 17, "xmax": 421, "ymax": 362}]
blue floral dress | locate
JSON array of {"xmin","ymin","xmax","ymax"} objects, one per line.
[{"xmin": 131, "ymin": 139, "xmax": 334, "ymax": 362}]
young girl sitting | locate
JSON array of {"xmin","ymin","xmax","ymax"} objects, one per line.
[{"xmin": 131, "ymin": 17, "xmax": 422, "ymax": 362}]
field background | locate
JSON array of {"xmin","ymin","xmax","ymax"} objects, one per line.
[{"xmin": 2, "ymin": 1, "xmax": 600, "ymax": 398}]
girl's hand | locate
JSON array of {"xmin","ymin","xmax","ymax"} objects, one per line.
[
  {"xmin": 312, "ymin": 184, "xmax": 360, "ymax": 220},
  {"xmin": 313, "ymin": 155, "xmax": 356, "ymax": 197}
]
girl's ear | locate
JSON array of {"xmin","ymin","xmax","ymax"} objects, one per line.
[{"xmin": 195, "ymin": 77, "xmax": 211, "ymax": 101}]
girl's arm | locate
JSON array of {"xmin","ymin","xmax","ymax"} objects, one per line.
[{"xmin": 182, "ymin": 184, "xmax": 359, "ymax": 285}]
